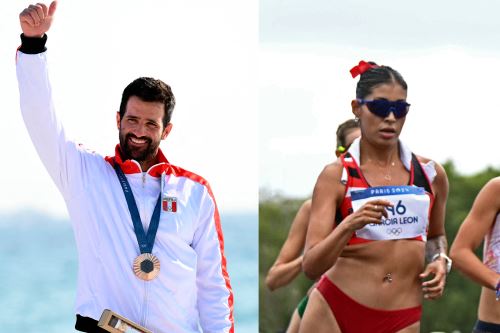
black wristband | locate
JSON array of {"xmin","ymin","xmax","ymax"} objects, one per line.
[{"xmin": 19, "ymin": 33, "xmax": 47, "ymax": 54}]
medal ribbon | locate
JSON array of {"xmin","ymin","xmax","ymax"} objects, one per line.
[{"xmin": 114, "ymin": 162, "xmax": 162, "ymax": 254}]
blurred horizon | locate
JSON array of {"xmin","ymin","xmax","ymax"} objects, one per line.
[{"xmin": 0, "ymin": 210, "xmax": 257, "ymax": 332}]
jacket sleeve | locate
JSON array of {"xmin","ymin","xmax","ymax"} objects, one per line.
[
  {"xmin": 192, "ymin": 185, "xmax": 234, "ymax": 333},
  {"xmin": 16, "ymin": 50, "xmax": 91, "ymax": 198}
]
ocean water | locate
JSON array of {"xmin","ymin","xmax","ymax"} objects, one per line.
[{"xmin": 0, "ymin": 210, "xmax": 257, "ymax": 332}]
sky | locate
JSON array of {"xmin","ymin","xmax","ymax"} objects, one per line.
[
  {"xmin": 1, "ymin": 0, "xmax": 258, "ymax": 218},
  {"xmin": 260, "ymin": 0, "xmax": 500, "ymax": 199}
]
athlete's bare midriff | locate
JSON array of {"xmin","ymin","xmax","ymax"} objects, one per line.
[
  {"xmin": 478, "ymin": 288, "xmax": 500, "ymax": 324},
  {"xmin": 325, "ymin": 239, "xmax": 425, "ymax": 310}
]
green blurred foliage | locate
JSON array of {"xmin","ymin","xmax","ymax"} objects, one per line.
[{"xmin": 259, "ymin": 161, "xmax": 500, "ymax": 333}]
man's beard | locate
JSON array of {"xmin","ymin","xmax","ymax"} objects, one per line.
[{"xmin": 119, "ymin": 131, "xmax": 160, "ymax": 163}]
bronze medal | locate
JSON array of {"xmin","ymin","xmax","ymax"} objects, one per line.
[
  {"xmin": 114, "ymin": 163, "xmax": 164, "ymax": 282},
  {"xmin": 133, "ymin": 253, "xmax": 160, "ymax": 281}
]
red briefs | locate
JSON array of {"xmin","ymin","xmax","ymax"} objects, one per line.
[{"xmin": 316, "ymin": 275, "xmax": 421, "ymax": 333}]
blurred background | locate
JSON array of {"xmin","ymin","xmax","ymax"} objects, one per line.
[
  {"xmin": 260, "ymin": 0, "xmax": 500, "ymax": 196},
  {"xmin": 1, "ymin": 212, "xmax": 257, "ymax": 332}
]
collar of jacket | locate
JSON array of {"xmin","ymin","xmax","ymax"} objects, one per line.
[{"xmin": 105, "ymin": 144, "xmax": 170, "ymax": 177}]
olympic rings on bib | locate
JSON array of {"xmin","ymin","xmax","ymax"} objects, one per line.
[{"xmin": 386, "ymin": 228, "xmax": 402, "ymax": 236}]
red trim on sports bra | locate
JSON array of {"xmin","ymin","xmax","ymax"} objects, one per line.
[{"xmin": 337, "ymin": 152, "xmax": 434, "ymax": 244}]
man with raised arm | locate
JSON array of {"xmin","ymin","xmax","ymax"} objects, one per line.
[{"xmin": 17, "ymin": 2, "xmax": 233, "ymax": 332}]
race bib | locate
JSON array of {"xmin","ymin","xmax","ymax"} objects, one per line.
[{"xmin": 350, "ymin": 186, "xmax": 430, "ymax": 241}]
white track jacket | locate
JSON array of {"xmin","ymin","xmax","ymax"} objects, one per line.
[{"xmin": 16, "ymin": 51, "xmax": 234, "ymax": 333}]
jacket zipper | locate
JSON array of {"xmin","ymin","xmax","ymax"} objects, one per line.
[
  {"xmin": 140, "ymin": 172, "xmax": 150, "ymax": 327},
  {"xmin": 141, "ymin": 281, "xmax": 150, "ymax": 327}
]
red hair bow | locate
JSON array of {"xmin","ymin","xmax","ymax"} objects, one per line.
[{"xmin": 350, "ymin": 61, "xmax": 378, "ymax": 78}]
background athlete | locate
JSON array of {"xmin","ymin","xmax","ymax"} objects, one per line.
[
  {"xmin": 451, "ymin": 178, "xmax": 500, "ymax": 333},
  {"xmin": 265, "ymin": 119, "xmax": 360, "ymax": 333}
]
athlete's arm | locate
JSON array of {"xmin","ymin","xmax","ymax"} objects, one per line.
[
  {"xmin": 192, "ymin": 186, "xmax": 233, "ymax": 332},
  {"xmin": 302, "ymin": 161, "xmax": 391, "ymax": 280},
  {"xmin": 17, "ymin": 2, "xmax": 94, "ymax": 197},
  {"xmin": 450, "ymin": 177, "xmax": 500, "ymax": 290},
  {"xmin": 266, "ymin": 199, "xmax": 311, "ymax": 291},
  {"xmin": 425, "ymin": 236, "xmax": 447, "ymax": 263},
  {"xmin": 419, "ymin": 161, "xmax": 449, "ymax": 300}
]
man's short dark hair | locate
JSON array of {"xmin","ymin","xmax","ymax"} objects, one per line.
[{"xmin": 119, "ymin": 77, "xmax": 175, "ymax": 128}]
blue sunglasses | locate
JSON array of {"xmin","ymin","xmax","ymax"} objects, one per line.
[{"xmin": 357, "ymin": 99, "xmax": 410, "ymax": 119}]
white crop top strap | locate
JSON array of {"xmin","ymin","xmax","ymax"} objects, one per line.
[
  {"xmin": 422, "ymin": 160, "xmax": 437, "ymax": 183},
  {"xmin": 484, "ymin": 213, "xmax": 500, "ymax": 273}
]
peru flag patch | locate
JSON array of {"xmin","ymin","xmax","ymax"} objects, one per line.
[{"xmin": 162, "ymin": 197, "xmax": 177, "ymax": 212}]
